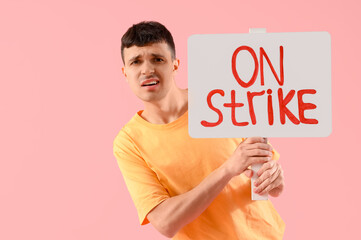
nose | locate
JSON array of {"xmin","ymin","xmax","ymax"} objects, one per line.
[{"xmin": 141, "ymin": 61, "xmax": 155, "ymax": 75}]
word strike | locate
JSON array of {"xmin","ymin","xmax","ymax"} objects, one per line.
[{"xmin": 201, "ymin": 45, "xmax": 318, "ymax": 127}]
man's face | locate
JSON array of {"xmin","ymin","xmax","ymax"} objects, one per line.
[{"xmin": 122, "ymin": 42, "xmax": 179, "ymax": 103}]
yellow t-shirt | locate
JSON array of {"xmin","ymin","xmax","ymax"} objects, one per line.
[{"xmin": 113, "ymin": 110, "xmax": 285, "ymax": 240}]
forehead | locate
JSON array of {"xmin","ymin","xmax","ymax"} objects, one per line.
[{"xmin": 123, "ymin": 42, "xmax": 172, "ymax": 61}]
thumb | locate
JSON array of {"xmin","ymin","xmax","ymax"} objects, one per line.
[{"xmin": 243, "ymin": 169, "xmax": 253, "ymax": 178}]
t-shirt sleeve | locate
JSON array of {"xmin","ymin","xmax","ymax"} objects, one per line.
[{"xmin": 113, "ymin": 130, "xmax": 170, "ymax": 225}]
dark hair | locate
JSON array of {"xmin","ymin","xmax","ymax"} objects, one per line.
[{"xmin": 121, "ymin": 21, "xmax": 176, "ymax": 63}]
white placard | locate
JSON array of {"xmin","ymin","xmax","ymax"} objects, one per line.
[{"xmin": 188, "ymin": 32, "xmax": 331, "ymax": 138}]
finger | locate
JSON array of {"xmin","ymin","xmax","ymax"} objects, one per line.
[
  {"xmin": 243, "ymin": 169, "xmax": 253, "ymax": 178},
  {"xmin": 255, "ymin": 163, "xmax": 280, "ymax": 191},
  {"xmin": 243, "ymin": 137, "xmax": 264, "ymax": 144},
  {"xmin": 255, "ymin": 165, "xmax": 281, "ymax": 194},
  {"xmin": 254, "ymin": 163, "xmax": 277, "ymax": 189},
  {"xmin": 257, "ymin": 160, "xmax": 276, "ymax": 178},
  {"xmin": 260, "ymin": 165, "xmax": 285, "ymax": 195},
  {"xmin": 257, "ymin": 183, "xmax": 274, "ymax": 195},
  {"xmin": 258, "ymin": 174, "xmax": 283, "ymax": 195},
  {"xmin": 246, "ymin": 143, "xmax": 273, "ymax": 151},
  {"xmin": 247, "ymin": 149, "xmax": 273, "ymax": 157},
  {"xmin": 247, "ymin": 156, "xmax": 271, "ymax": 166}
]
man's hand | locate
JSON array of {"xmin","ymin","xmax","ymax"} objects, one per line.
[
  {"xmin": 253, "ymin": 160, "xmax": 285, "ymax": 197},
  {"xmin": 225, "ymin": 137, "xmax": 273, "ymax": 178}
]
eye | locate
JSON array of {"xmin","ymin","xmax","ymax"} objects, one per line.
[
  {"xmin": 154, "ymin": 58, "xmax": 164, "ymax": 63},
  {"xmin": 131, "ymin": 60, "xmax": 140, "ymax": 65}
]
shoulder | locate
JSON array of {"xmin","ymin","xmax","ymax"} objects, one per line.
[
  {"xmin": 113, "ymin": 126, "xmax": 140, "ymax": 155},
  {"xmin": 113, "ymin": 113, "xmax": 143, "ymax": 154}
]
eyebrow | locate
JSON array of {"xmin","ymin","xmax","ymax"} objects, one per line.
[
  {"xmin": 151, "ymin": 53, "xmax": 166, "ymax": 59},
  {"xmin": 128, "ymin": 55, "xmax": 141, "ymax": 64},
  {"xmin": 127, "ymin": 53, "xmax": 166, "ymax": 64}
]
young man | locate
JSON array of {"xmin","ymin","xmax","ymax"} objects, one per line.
[{"xmin": 113, "ymin": 21, "xmax": 285, "ymax": 239}]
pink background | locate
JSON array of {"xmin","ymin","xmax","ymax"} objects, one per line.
[{"xmin": 1, "ymin": 0, "xmax": 360, "ymax": 239}]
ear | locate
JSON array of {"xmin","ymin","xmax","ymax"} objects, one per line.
[
  {"xmin": 122, "ymin": 67, "xmax": 127, "ymax": 77},
  {"xmin": 173, "ymin": 59, "xmax": 180, "ymax": 71},
  {"xmin": 122, "ymin": 67, "xmax": 128, "ymax": 82}
]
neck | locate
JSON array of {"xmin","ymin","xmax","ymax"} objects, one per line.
[{"xmin": 141, "ymin": 87, "xmax": 188, "ymax": 124}]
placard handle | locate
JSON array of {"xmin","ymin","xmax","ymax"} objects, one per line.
[
  {"xmin": 251, "ymin": 137, "xmax": 269, "ymax": 200},
  {"xmin": 248, "ymin": 28, "xmax": 269, "ymax": 200}
]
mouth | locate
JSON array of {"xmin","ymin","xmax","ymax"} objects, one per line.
[{"xmin": 141, "ymin": 79, "xmax": 160, "ymax": 87}]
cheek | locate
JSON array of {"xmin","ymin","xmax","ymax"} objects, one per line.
[
  {"xmin": 129, "ymin": 81, "xmax": 139, "ymax": 91},
  {"xmin": 126, "ymin": 73, "xmax": 138, "ymax": 86},
  {"xmin": 125, "ymin": 77, "xmax": 139, "ymax": 91},
  {"xmin": 159, "ymin": 68, "xmax": 174, "ymax": 79}
]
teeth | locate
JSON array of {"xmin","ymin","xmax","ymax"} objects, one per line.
[{"xmin": 143, "ymin": 81, "xmax": 158, "ymax": 86}]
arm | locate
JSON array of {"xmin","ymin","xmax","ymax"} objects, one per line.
[{"xmin": 147, "ymin": 137, "xmax": 273, "ymax": 238}]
